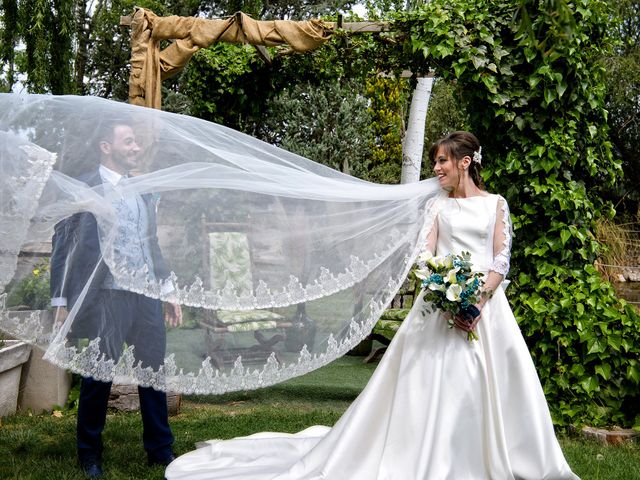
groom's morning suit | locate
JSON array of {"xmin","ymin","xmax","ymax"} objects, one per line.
[{"xmin": 50, "ymin": 165, "xmax": 174, "ymax": 469}]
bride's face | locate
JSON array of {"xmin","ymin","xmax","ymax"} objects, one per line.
[{"xmin": 432, "ymin": 146, "xmax": 460, "ymax": 191}]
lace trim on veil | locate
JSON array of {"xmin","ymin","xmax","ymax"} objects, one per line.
[
  {"xmin": 35, "ymin": 196, "xmax": 444, "ymax": 394},
  {"xmin": 104, "ymin": 229, "xmax": 409, "ymax": 310}
]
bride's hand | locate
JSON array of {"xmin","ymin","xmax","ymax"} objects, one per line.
[{"xmin": 452, "ymin": 308, "xmax": 482, "ymax": 333}]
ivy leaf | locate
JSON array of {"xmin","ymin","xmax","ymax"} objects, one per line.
[
  {"xmin": 627, "ymin": 365, "xmax": 640, "ymax": 384},
  {"xmin": 491, "ymin": 93, "xmax": 509, "ymax": 105},
  {"xmin": 435, "ymin": 43, "xmax": 455, "ymax": 58},
  {"xmin": 595, "ymin": 364, "xmax": 611, "ymax": 380},
  {"xmin": 581, "ymin": 376, "xmax": 599, "ymax": 393},
  {"xmin": 481, "ymin": 75, "xmax": 498, "ymax": 94},
  {"xmin": 607, "ymin": 335, "xmax": 622, "ymax": 351},
  {"xmin": 524, "ymin": 47, "xmax": 537, "ymax": 62},
  {"xmin": 471, "ymin": 55, "xmax": 486, "ymax": 69},
  {"xmin": 453, "ymin": 63, "xmax": 467, "ymax": 77},
  {"xmin": 479, "ymin": 31, "xmax": 495, "ymax": 45},
  {"xmin": 544, "ymin": 88, "xmax": 556, "ymax": 105},
  {"xmin": 528, "ymin": 75, "xmax": 542, "ymax": 88},
  {"xmin": 587, "ymin": 337, "xmax": 605, "ymax": 355},
  {"xmin": 556, "ymin": 80, "xmax": 568, "ymax": 98}
]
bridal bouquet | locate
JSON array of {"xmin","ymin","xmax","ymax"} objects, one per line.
[{"xmin": 415, "ymin": 251, "xmax": 484, "ymax": 341}]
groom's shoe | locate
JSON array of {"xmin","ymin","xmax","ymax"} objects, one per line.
[
  {"xmin": 148, "ymin": 453, "xmax": 176, "ymax": 467},
  {"xmin": 80, "ymin": 459, "xmax": 103, "ymax": 478}
]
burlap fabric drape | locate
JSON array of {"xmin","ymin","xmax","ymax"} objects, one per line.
[{"xmin": 129, "ymin": 8, "xmax": 333, "ymax": 108}]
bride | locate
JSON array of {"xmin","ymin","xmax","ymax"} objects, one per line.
[{"xmin": 165, "ymin": 131, "xmax": 579, "ymax": 480}]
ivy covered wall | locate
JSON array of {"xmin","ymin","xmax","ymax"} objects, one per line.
[{"xmin": 391, "ymin": 0, "xmax": 640, "ymax": 427}]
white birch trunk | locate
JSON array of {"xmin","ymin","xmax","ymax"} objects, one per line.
[{"xmin": 401, "ymin": 76, "xmax": 434, "ymax": 184}]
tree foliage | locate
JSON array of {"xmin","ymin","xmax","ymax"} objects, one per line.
[
  {"xmin": 365, "ymin": 76, "xmax": 407, "ymax": 183},
  {"xmin": 204, "ymin": 0, "xmax": 355, "ymax": 19},
  {"xmin": 603, "ymin": 0, "xmax": 640, "ymax": 212},
  {"xmin": 391, "ymin": 0, "xmax": 640, "ymax": 428},
  {"xmin": 181, "ymin": 43, "xmax": 265, "ymax": 128},
  {"xmin": 258, "ymin": 80, "xmax": 373, "ymax": 177},
  {"xmin": 0, "ymin": 0, "xmax": 209, "ymax": 95},
  {"xmin": 0, "ymin": 0, "xmax": 75, "ymax": 93},
  {"xmin": 182, "ymin": 26, "xmax": 400, "ymax": 179},
  {"xmin": 420, "ymin": 78, "xmax": 470, "ymax": 179}
]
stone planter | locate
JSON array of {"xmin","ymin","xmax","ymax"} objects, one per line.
[
  {"xmin": 0, "ymin": 340, "xmax": 32, "ymax": 417},
  {"xmin": 18, "ymin": 346, "xmax": 72, "ymax": 413},
  {"xmin": 3, "ymin": 309, "xmax": 72, "ymax": 413}
]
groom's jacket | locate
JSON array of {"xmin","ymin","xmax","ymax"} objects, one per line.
[{"xmin": 50, "ymin": 169, "xmax": 168, "ymax": 337}]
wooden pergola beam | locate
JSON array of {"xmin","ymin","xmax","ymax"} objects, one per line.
[
  {"xmin": 120, "ymin": 16, "xmax": 389, "ymax": 32},
  {"xmin": 120, "ymin": 9, "xmax": 393, "ymax": 108},
  {"xmin": 119, "ymin": 14, "xmax": 387, "ymax": 67},
  {"xmin": 325, "ymin": 22, "xmax": 389, "ymax": 32}
]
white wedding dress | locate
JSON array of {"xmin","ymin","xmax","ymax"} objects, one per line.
[{"xmin": 166, "ymin": 194, "xmax": 579, "ymax": 480}]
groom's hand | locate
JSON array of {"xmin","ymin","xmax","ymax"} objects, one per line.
[
  {"xmin": 163, "ymin": 302, "xmax": 183, "ymax": 328},
  {"xmin": 54, "ymin": 306, "xmax": 68, "ymax": 330}
]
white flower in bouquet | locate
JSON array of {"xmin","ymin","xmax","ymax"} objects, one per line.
[
  {"xmin": 445, "ymin": 268, "xmax": 459, "ymax": 284},
  {"xmin": 446, "ymin": 284, "xmax": 463, "ymax": 301}
]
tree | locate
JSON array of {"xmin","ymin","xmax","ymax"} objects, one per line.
[
  {"xmin": 380, "ymin": 0, "xmax": 434, "ymax": 185},
  {"xmin": 365, "ymin": 76, "xmax": 408, "ymax": 184},
  {"xmin": 0, "ymin": 0, "xmax": 74, "ymax": 93},
  {"xmin": 0, "ymin": 0, "xmax": 216, "ymax": 95},
  {"xmin": 401, "ymin": 75, "xmax": 432, "ymax": 183},
  {"xmin": 603, "ymin": 0, "xmax": 640, "ymax": 214},
  {"xmin": 1, "ymin": 0, "xmax": 114, "ymax": 94},
  {"xmin": 258, "ymin": 80, "xmax": 373, "ymax": 177}
]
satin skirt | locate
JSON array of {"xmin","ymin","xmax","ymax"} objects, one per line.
[{"xmin": 166, "ymin": 288, "xmax": 579, "ymax": 480}]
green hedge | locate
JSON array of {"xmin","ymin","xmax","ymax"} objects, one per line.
[{"xmin": 390, "ymin": 0, "xmax": 640, "ymax": 428}]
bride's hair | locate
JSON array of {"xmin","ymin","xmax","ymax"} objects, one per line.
[{"xmin": 428, "ymin": 131, "xmax": 484, "ymax": 188}]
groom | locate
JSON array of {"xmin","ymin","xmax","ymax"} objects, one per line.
[{"xmin": 50, "ymin": 119, "xmax": 182, "ymax": 478}]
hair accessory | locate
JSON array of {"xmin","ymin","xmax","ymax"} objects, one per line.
[{"xmin": 472, "ymin": 147, "xmax": 482, "ymax": 165}]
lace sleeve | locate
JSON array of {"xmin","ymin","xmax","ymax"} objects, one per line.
[
  {"xmin": 490, "ymin": 195, "xmax": 512, "ymax": 276},
  {"xmin": 419, "ymin": 194, "xmax": 443, "ymax": 256},
  {"xmin": 422, "ymin": 215, "xmax": 438, "ymax": 255}
]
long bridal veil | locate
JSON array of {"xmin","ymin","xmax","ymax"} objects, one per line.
[{"xmin": 0, "ymin": 94, "xmax": 444, "ymax": 394}]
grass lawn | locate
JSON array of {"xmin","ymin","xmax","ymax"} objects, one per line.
[{"xmin": 1, "ymin": 355, "xmax": 639, "ymax": 479}]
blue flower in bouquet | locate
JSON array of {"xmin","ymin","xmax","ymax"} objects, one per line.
[{"xmin": 415, "ymin": 251, "xmax": 485, "ymax": 341}]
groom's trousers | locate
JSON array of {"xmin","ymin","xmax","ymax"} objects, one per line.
[{"xmin": 76, "ymin": 289, "xmax": 174, "ymax": 463}]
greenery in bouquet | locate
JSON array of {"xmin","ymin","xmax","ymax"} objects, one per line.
[{"xmin": 415, "ymin": 251, "xmax": 484, "ymax": 341}]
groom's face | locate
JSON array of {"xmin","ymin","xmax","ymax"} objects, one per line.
[{"xmin": 102, "ymin": 125, "xmax": 141, "ymax": 174}]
